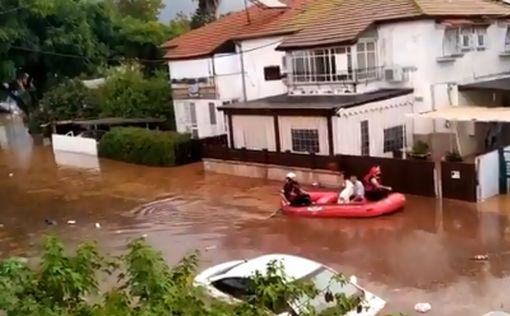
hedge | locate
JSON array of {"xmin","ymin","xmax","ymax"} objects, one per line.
[{"xmin": 98, "ymin": 127, "xmax": 192, "ymax": 166}]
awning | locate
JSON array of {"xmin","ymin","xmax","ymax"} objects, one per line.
[{"xmin": 410, "ymin": 106, "xmax": 510, "ymax": 122}]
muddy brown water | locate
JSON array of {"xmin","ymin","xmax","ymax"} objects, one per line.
[{"xmin": 1, "ymin": 116, "xmax": 510, "ymax": 315}]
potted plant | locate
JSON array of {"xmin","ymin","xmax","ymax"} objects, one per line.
[
  {"xmin": 444, "ymin": 150, "xmax": 463, "ymax": 162},
  {"xmin": 409, "ymin": 140, "xmax": 430, "ymax": 160}
]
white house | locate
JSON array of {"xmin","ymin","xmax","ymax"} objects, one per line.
[
  {"xmin": 275, "ymin": 0, "xmax": 510, "ymax": 159},
  {"xmin": 162, "ymin": 0, "xmax": 304, "ymax": 139},
  {"xmin": 164, "ymin": 0, "xmax": 510, "ymax": 160}
]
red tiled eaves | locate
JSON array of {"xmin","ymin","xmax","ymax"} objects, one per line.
[{"xmin": 163, "ymin": 0, "xmax": 318, "ymax": 60}]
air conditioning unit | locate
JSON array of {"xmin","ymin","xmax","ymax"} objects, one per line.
[{"xmin": 384, "ymin": 67, "xmax": 404, "ymax": 82}]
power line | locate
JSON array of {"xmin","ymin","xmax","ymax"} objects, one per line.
[
  {"xmin": 9, "ymin": 45, "xmax": 166, "ymax": 63},
  {"xmin": 10, "ymin": 37, "xmax": 284, "ymax": 64},
  {"xmin": 0, "ymin": 6, "xmax": 25, "ymax": 15}
]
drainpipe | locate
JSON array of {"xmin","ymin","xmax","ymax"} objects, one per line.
[
  {"xmin": 211, "ymin": 55, "xmax": 217, "ymax": 99},
  {"xmin": 236, "ymin": 42, "xmax": 248, "ymax": 102}
]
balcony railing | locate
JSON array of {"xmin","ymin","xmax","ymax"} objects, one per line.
[
  {"xmin": 171, "ymin": 77, "xmax": 217, "ymax": 100},
  {"xmin": 288, "ymin": 66, "xmax": 383, "ymax": 85}
]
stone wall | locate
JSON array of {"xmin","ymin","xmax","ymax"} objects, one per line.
[{"xmin": 203, "ymin": 159, "xmax": 342, "ymax": 188}]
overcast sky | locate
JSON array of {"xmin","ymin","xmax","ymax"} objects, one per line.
[{"xmin": 159, "ymin": 0, "xmax": 247, "ymax": 22}]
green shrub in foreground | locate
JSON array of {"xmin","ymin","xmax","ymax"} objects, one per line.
[
  {"xmin": 98, "ymin": 127, "xmax": 190, "ymax": 166},
  {"xmin": 0, "ymin": 236, "xmax": 407, "ymax": 316}
]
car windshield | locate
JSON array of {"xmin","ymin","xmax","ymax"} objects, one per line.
[{"xmin": 294, "ymin": 267, "xmax": 362, "ymax": 314}]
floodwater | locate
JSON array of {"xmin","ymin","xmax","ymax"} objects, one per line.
[{"xmin": 1, "ymin": 116, "xmax": 510, "ymax": 315}]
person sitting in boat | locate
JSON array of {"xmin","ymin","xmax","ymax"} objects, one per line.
[
  {"xmin": 349, "ymin": 175, "xmax": 365, "ymax": 202},
  {"xmin": 282, "ymin": 172, "xmax": 311, "ymax": 206},
  {"xmin": 363, "ymin": 166, "xmax": 392, "ymax": 201},
  {"xmin": 337, "ymin": 174, "xmax": 354, "ymax": 204}
]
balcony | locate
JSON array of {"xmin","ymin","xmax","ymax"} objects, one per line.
[
  {"xmin": 288, "ymin": 66, "xmax": 384, "ymax": 86},
  {"xmin": 171, "ymin": 77, "xmax": 217, "ymax": 100}
]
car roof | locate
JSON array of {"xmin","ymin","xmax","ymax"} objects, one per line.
[{"xmin": 219, "ymin": 254, "xmax": 323, "ymax": 280}]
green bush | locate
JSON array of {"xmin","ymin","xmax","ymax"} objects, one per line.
[
  {"xmin": 411, "ymin": 140, "xmax": 429, "ymax": 155},
  {"xmin": 0, "ymin": 235, "xmax": 395, "ymax": 316},
  {"xmin": 98, "ymin": 127, "xmax": 190, "ymax": 166},
  {"xmin": 97, "ymin": 64, "xmax": 172, "ymax": 119},
  {"xmin": 39, "ymin": 78, "xmax": 100, "ymax": 121}
]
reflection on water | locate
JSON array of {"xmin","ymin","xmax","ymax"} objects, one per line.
[
  {"xmin": 1, "ymin": 116, "xmax": 510, "ymax": 315},
  {"xmin": 0, "ymin": 116, "xmax": 33, "ymax": 169}
]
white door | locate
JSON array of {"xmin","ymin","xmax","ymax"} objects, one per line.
[
  {"xmin": 476, "ymin": 150, "xmax": 500, "ymax": 202},
  {"xmin": 185, "ymin": 102, "xmax": 199, "ymax": 139}
]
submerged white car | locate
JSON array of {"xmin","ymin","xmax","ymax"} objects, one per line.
[{"xmin": 194, "ymin": 254, "xmax": 386, "ymax": 316}]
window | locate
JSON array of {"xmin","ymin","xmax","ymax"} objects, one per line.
[
  {"xmin": 290, "ymin": 47, "xmax": 353, "ymax": 83},
  {"xmin": 360, "ymin": 120, "xmax": 369, "ymax": 156},
  {"xmin": 505, "ymin": 27, "xmax": 510, "ymax": 52},
  {"xmin": 212, "ymin": 278, "xmax": 251, "ymax": 299},
  {"xmin": 291, "ymin": 129, "xmax": 320, "ymax": 153},
  {"xmin": 184, "ymin": 102, "xmax": 197, "ymax": 124},
  {"xmin": 208, "ymin": 102, "xmax": 217, "ymax": 125},
  {"xmin": 295, "ymin": 267, "xmax": 362, "ymax": 315},
  {"xmin": 264, "ymin": 66, "xmax": 281, "ymax": 81},
  {"xmin": 460, "ymin": 27, "xmax": 473, "ymax": 50},
  {"xmin": 443, "ymin": 27, "xmax": 461, "ymax": 56},
  {"xmin": 356, "ymin": 40, "xmax": 378, "ymax": 81},
  {"xmin": 475, "ymin": 27, "xmax": 487, "ymax": 49},
  {"xmin": 383, "ymin": 125, "xmax": 404, "ymax": 153}
]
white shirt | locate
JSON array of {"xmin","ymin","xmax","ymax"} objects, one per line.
[
  {"xmin": 338, "ymin": 180, "xmax": 354, "ymax": 203},
  {"xmin": 352, "ymin": 180, "xmax": 365, "ymax": 197}
]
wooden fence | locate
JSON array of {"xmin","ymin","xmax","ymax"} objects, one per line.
[
  {"xmin": 174, "ymin": 134, "xmax": 228, "ymax": 166},
  {"xmin": 440, "ymin": 161, "xmax": 477, "ymax": 202},
  {"xmin": 202, "ymin": 146, "xmax": 437, "ymax": 197}
]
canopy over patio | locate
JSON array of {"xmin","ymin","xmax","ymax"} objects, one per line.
[{"xmin": 411, "ymin": 106, "xmax": 510, "ymax": 122}]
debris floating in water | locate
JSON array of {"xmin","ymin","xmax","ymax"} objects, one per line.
[
  {"xmin": 67, "ymin": 220, "xmax": 76, "ymax": 225},
  {"xmin": 0, "ymin": 224, "xmax": 4, "ymax": 228},
  {"xmin": 8, "ymin": 173, "xmax": 13, "ymax": 177},
  {"xmin": 414, "ymin": 302, "xmax": 432, "ymax": 313},
  {"xmin": 205, "ymin": 245, "xmax": 217, "ymax": 251},
  {"xmin": 141, "ymin": 234, "xmax": 148, "ymax": 238},
  {"xmin": 471, "ymin": 254, "xmax": 489, "ymax": 261},
  {"xmin": 95, "ymin": 223, "xmax": 101, "ymax": 229},
  {"xmin": 44, "ymin": 219, "xmax": 57, "ymax": 225}
]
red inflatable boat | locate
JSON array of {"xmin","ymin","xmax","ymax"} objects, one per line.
[{"xmin": 280, "ymin": 191, "xmax": 405, "ymax": 218}]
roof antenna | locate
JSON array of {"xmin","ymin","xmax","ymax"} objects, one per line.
[{"xmin": 244, "ymin": 0, "xmax": 251, "ymax": 24}]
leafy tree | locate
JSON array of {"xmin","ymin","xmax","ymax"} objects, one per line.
[
  {"xmin": 97, "ymin": 63, "xmax": 172, "ymax": 119},
  {"xmin": 0, "ymin": 235, "xmax": 395, "ymax": 316},
  {"xmin": 107, "ymin": 0, "xmax": 164, "ymax": 21},
  {"xmin": 39, "ymin": 79, "xmax": 100, "ymax": 121},
  {"xmin": 0, "ymin": 0, "xmax": 185, "ymax": 115},
  {"xmin": 169, "ymin": 12, "xmax": 191, "ymax": 38},
  {"xmin": 191, "ymin": 0, "xmax": 220, "ymax": 29}
]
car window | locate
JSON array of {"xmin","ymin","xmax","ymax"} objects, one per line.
[
  {"xmin": 211, "ymin": 277, "xmax": 251, "ymax": 299},
  {"xmin": 212, "ymin": 277, "xmax": 293, "ymax": 314},
  {"xmin": 294, "ymin": 267, "xmax": 363, "ymax": 314}
]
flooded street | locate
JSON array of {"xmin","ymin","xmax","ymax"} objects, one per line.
[{"xmin": 1, "ymin": 116, "xmax": 510, "ymax": 315}]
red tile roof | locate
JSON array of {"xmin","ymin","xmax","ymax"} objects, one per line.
[
  {"xmin": 164, "ymin": 0, "xmax": 510, "ymax": 59},
  {"xmin": 163, "ymin": 0, "xmax": 318, "ymax": 60},
  {"xmin": 279, "ymin": 0, "xmax": 510, "ymax": 49}
]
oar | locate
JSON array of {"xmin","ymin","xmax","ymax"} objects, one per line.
[{"xmin": 264, "ymin": 208, "xmax": 281, "ymax": 220}]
